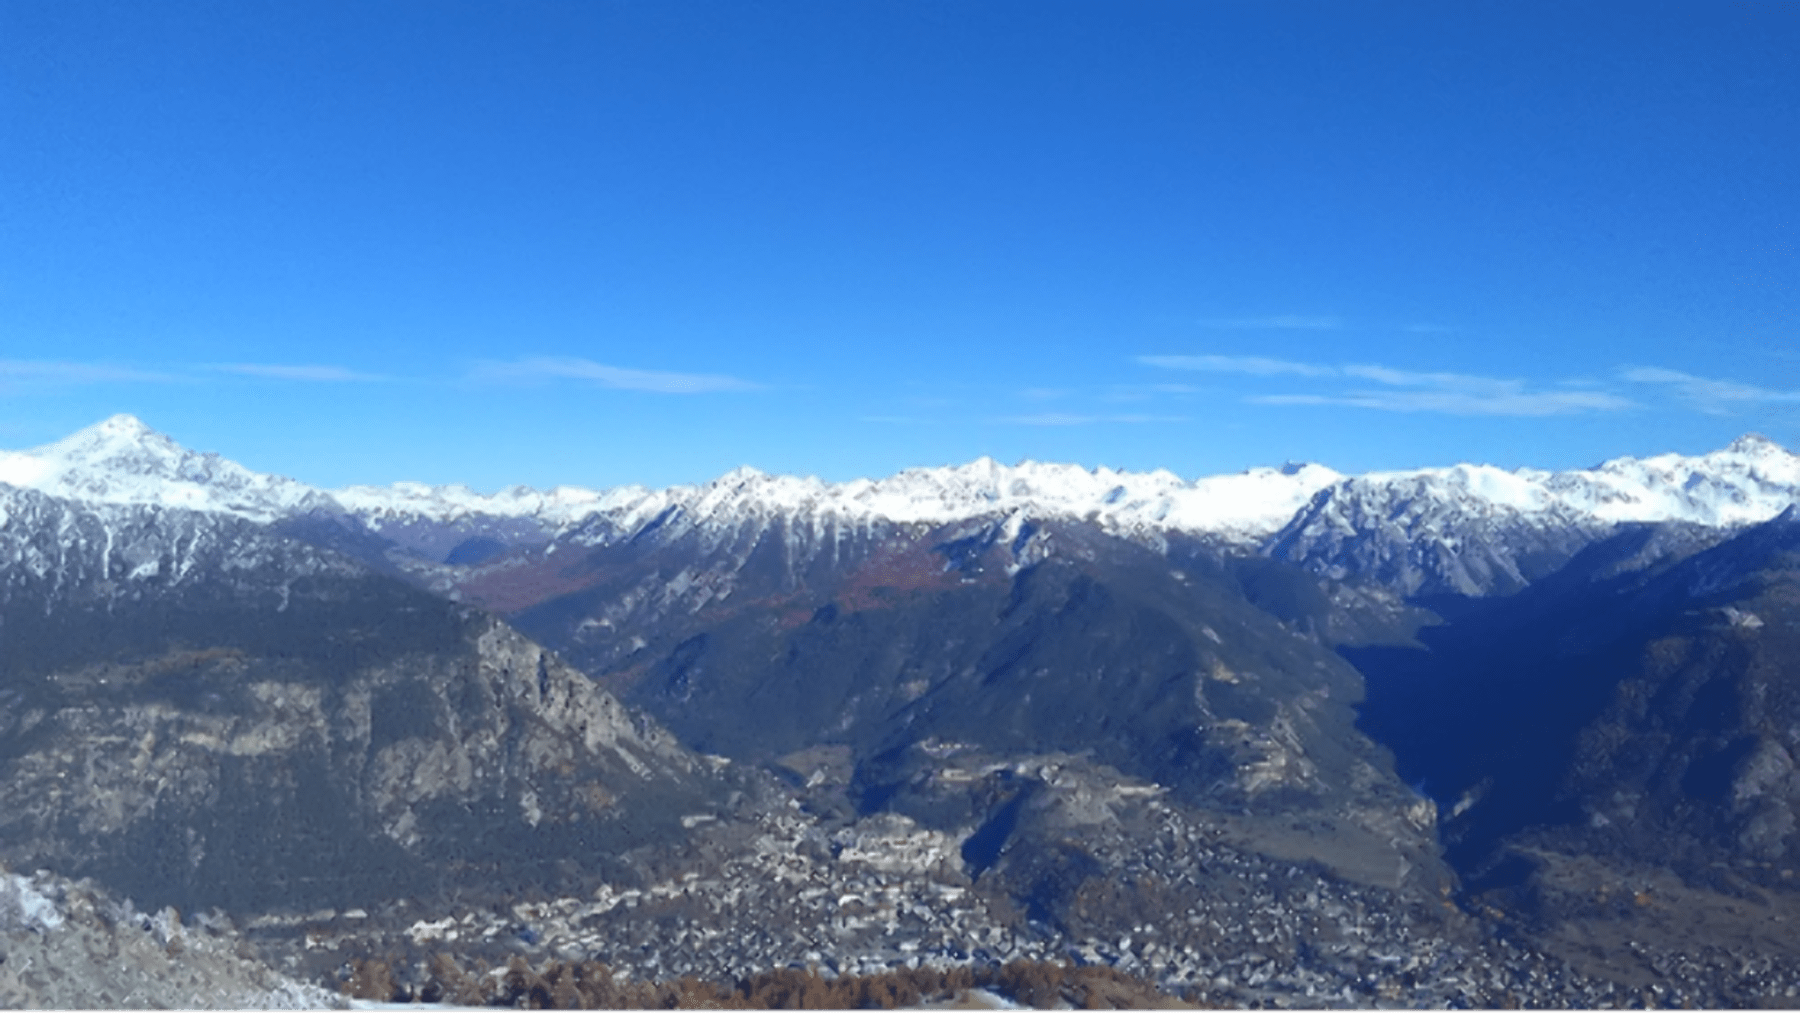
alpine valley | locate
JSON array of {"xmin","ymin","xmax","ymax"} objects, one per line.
[{"xmin": 4, "ymin": 415, "xmax": 1800, "ymax": 1007}]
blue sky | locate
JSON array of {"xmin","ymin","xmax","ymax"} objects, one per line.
[{"xmin": 3, "ymin": 1, "xmax": 1797, "ymax": 491}]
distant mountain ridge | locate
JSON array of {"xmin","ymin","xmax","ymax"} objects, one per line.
[{"xmin": 3, "ymin": 417, "xmax": 1796, "ymax": 564}]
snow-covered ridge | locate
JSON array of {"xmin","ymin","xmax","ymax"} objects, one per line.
[
  {"xmin": 0, "ymin": 417, "xmax": 1348, "ymax": 540},
  {"xmin": 2, "ymin": 417, "xmax": 1797, "ymax": 545},
  {"xmin": 1554, "ymin": 434, "xmax": 1800, "ymax": 526},
  {"xmin": 331, "ymin": 479, "xmax": 638, "ymax": 528},
  {"xmin": 1310, "ymin": 434, "xmax": 1800, "ymax": 530},
  {"xmin": 540, "ymin": 457, "xmax": 1348, "ymax": 542}
]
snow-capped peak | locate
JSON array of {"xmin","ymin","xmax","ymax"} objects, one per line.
[
  {"xmin": 0, "ymin": 414, "xmax": 326, "ymax": 522},
  {"xmin": 1725, "ymin": 432, "xmax": 1784, "ymax": 455}
]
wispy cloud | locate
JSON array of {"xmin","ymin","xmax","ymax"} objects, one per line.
[
  {"xmin": 1340, "ymin": 364, "xmax": 1518, "ymax": 393},
  {"xmin": 1623, "ymin": 367, "xmax": 1800, "ymax": 414},
  {"xmin": 1140, "ymin": 353, "xmax": 1634, "ymax": 417},
  {"xmin": 1198, "ymin": 315, "xmax": 1341, "ymax": 330},
  {"xmin": 992, "ymin": 412, "xmax": 1188, "ymax": 426},
  {"xmin": 1136, "ymin": 354, "xmax": 1335, "ymax": 377},
  {"xmin": 0, "ymin": 360, "xmax": 178, "ymax": 386},
  {"xmin": 1249, "ymin": 388, "xmax": 1634, "ymax": 416},
  {"xmin": 207, "ymin": 363, "xmax": 387, "ymax": 382},
  {"xmin": 1099, "ymin": 381, "xmax": 1206, "ymax": 403},
  {"xmin": 471, "ymin": 356, "xmax": 759, "ymax": 394}
]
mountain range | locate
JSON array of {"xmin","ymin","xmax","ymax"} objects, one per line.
[{"xmin": 4, "ymin": 415, "xmax": 1800, "ymax": 1006}]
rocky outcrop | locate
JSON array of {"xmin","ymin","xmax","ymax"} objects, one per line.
[{"xmin": 0, "ymin": 868, "xmax": 338, "ymax": 1009}]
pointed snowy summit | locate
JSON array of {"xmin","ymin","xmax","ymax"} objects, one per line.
[
  {"xmin": 0, "ymin": 414, "xmax": 327, "ymax": 521},
  {"xmin": 1726, "ymin": 432, "xmax": 1784, "ymax": 455}
]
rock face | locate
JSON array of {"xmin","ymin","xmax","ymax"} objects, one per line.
[{"xmin": 0, "ymin": 485, "xmax": 724, "ymax": 915}]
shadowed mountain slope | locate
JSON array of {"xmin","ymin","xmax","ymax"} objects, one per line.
[
  {"xmin": 496, "ymin": 512, "xmax": 1447, "ymax": 894},
  {"xmin": 1348, "ymin": 509, "xmax": 1800, "ymax": 884}
]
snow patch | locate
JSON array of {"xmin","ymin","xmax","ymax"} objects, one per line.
[{"xmin": 0, "ymin": 872, "xmax": 65, "ymax": 932}]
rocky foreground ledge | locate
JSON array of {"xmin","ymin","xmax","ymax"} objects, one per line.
[{"xmin": 0, "ymin": 869, "xmax": 337, "ymax": 1009}]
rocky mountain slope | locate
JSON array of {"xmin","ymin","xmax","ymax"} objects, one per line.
[{"xmin": 0, "ymin": 482, "xmax": 729, "ymax": 916}]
